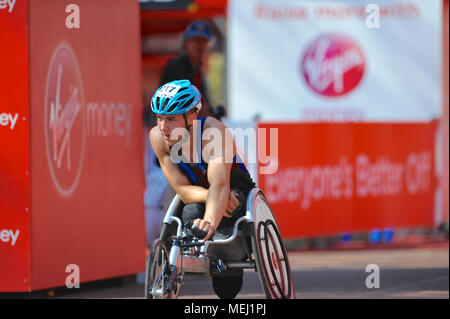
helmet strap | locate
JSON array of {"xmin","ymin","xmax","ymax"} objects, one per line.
[
  {"xmin": 180, "ymin": 113, "xmax": 192, "ymax": 149},
  {"xmin": 183, "ymin": 113, "xmax": 191, "ymax": 131}
]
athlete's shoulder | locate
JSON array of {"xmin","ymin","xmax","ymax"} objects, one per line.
[
  {"xmin": 203, "ymin": 116, "xmax": 226, "ymax": 130},
  {"xmin": 149, "ymin": 126, "xmax": 168, "ymax": 155},
  {"xmin": 149, "ymin": 125, "xmax": 160, "ymax": 141},
  {"xmin": 202, "ymin": 116, "xmax": 236, "ymax": 158}
]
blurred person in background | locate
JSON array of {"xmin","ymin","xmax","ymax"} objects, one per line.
[{"xmin": 160, "ymin": 20, "xmax": 225, "ymax": 120}]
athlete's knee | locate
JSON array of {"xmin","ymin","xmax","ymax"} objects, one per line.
[{"xmin": 181, "ymin": 202, "xmax": 205, "ymax": 224}]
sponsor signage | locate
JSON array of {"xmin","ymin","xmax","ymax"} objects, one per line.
[
  {"xmin": 1, "ymin": 0, "xmax": 145, "ymax": 292},
  {"xmin": 228, "ymin": 0, "xmax": 442, "ymax": 122},
  {"xmin": 0, "ymin": 0, "xmax": 31, "ymax": 292},
  {"xmin": 258, "ymin": 121, "xmax": 439, "ymax": 239}
]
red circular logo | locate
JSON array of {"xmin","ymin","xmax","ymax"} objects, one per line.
[
  {"xmin": 45, "ymin": 43, "xmax": 85, "ymax": 196},
  {"xmin": 301, "ymin": 34, "xmax": 365, "ymax": 97}
]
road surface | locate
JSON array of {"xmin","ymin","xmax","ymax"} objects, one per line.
[{"xmin": 47, "ymin": 244, "xmax": 448, "ymax": 299}]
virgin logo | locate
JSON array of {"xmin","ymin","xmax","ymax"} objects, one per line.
[
  {"xmin": 301, "ymin": 34, "xmax": 365, "ymax": 97},
  {"xmin": 45, "ymin": 44, "xmax": 85, "ymax": 196}
]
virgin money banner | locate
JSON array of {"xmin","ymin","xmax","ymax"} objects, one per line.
[
  {"xmin": 27, "ymin": 0, "xmax": 145, "ymax": 291},
  {"xmin": 228, "ymin": 0, "xmax": 442, "ymax": 122},
  {"xmin": 258, "ymin": 122, "xmax": 439, "ymax": 239},
  {"xmin": 1, "ymin": 0, "xmax": 145, "ymax": 292},
  {"xmin": 0, "ymin": 0, "xmax": 31, "ymax": 292}
]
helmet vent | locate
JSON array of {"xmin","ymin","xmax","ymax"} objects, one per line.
[
  {"xmin": 166, "ymin": 102, "xmax": 180, "ymax": 113},
  {"xmin": 182, "ymin": 97, "xmax": 195, "ymax": 110},
  {"xmin": 178, "ymin": 94, "xmax": 190, "ymax": 100},
  {"xmin": 161, "ymin": 98, "xmax": 170, "ymax": 111}
]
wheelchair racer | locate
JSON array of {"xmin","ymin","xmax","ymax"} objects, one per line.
[{"xmin": 149, "ymin": 79, "xmax": 256, "ymax": 298}]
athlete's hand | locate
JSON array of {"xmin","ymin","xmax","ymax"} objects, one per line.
[
  {"xmin": 224, "ymin": 190, "xmax": 240, "ymax": 218},
  {"xmin": 192, "ymin": 218, "xmax": 216, "ymax": 241}
]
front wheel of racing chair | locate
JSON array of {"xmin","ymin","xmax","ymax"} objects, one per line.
[{"xmin": 144, "ymin": 239, "xmax": 170, "ymax": 299}]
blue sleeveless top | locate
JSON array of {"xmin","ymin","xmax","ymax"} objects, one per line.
[{"xmin": 175, "ymin": 117, "xmax": 255, "ymax": 193}]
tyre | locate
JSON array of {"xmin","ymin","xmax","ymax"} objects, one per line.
[
  {"xmin": 144, "ymin": 239, "xmax": 171, "ymax": 299},
  {"xmin": 212, "ymin": 274, "xmax": 243, "ymax": 299},
  {"xmin": 250, "ymin": 192, "xmax": 295, "ymax": 299}
]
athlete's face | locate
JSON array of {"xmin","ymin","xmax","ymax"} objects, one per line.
[
  {"xmin": 157, "ymin": 114, "xmax": 184, "ymax": 145},
  {"xmin": 156, "ymin": 112, "xmax": 196, "ymax": 146}
]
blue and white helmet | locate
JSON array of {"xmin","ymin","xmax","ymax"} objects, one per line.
[{"xmin": 151, "ymin": 80, "xmax": 202, "ymax": 115}]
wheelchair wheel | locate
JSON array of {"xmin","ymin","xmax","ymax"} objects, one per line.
[
  {"xmin": 144, "ymin": 239, "xmax": 171, "ymax": 299},
  {"xmin": 250, "ymin": 192, "xmax": 295, "ymax": 299}
]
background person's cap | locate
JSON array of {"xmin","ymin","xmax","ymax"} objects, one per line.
[{"xmin": 184, "ymin": 20, "xmax": 212, "ymax": 40}]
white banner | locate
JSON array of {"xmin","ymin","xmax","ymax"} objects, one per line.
[{"xmin": 227, "ymin": 0, "xmax": 442, "ymax": 122}]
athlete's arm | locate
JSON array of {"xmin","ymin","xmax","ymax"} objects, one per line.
[
  {"xmin": 199, "ymin": 158, "xmax": 231, "ymax": 234},
  {"xmin": 192, "ymin": 118, "xmax": 236, "ymax": 240},
  {"xmin": 149, "ymin": 127, "xmax": 208, "ymax": 204}
]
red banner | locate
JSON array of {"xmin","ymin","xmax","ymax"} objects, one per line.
[
  {"xmin": 27, "ymin": 0, "xmax": 145, "ymax": 291},
  {"xmin": 258, "ymin": 122, "xmax": 439, "ymax": 239},
  {"xmin": 442, "ymin": 0, "xmax": 449, "ymax": 223},
  {"xmin": 1, "ymin": 0, "xmax": 145, "ymax": 292},
  {"xmin": 0, "ymin": 0, "xmax": 31, "ymax": 292}
]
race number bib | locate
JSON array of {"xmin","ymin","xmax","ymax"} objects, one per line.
[{"xmin": 157, "ymin": 83, "xmax": 181, "ymax": 98}]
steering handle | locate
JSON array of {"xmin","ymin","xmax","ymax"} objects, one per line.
[{"xmin": 186, "ymin": 221, "xmax": 208, "ymax": 240}]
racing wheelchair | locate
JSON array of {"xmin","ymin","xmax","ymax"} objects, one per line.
[{"xmin": 144, "ymin": 188, "xmax": 295, "ymax": 299}]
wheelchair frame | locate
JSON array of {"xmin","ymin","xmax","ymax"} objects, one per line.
[{"xmin": 145, "ymin": 188, "xmax": 295, "ymax": 299}]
